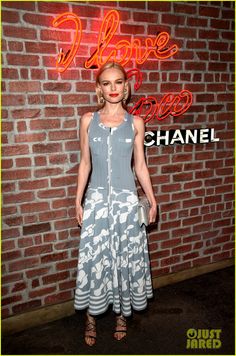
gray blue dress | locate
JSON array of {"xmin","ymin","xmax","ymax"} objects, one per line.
[{"xmin": 74, "ymin": 111, "xmax": 153, "ymax": 316}]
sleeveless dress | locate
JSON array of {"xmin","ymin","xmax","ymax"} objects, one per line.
[{"xmin": 74, "ymin": 111, "xmax": 153, "ymax": 317}]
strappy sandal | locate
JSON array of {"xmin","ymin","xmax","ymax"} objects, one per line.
[
  {"xmin": 85, "ymin": 313, "xmax": 96, "ymax": 346},
  {"xmin": 114, "ymin": 314, "xmax": 127, "ymax": 341}
]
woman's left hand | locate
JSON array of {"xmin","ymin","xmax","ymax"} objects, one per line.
[{"xmin": 148, "ymin": 204, "xmax": 157, "ymax": 224}]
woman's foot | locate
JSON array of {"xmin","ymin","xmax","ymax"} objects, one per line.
[
  {"xmin": 114, "ymin": 314, "xmax": 127, "ymax": 341},
  {"xmin": 85, "ymin": 313, "xmax": 96, "ymax": 346}
]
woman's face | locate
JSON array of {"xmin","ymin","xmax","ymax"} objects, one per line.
[{"xmin": 97, "ymin": 67, "xmax": 128, "ymax": 105}]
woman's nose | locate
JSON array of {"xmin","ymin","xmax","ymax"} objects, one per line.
[{"xmin": 111, "ymin": 83, "xmax": 116, "ymax": 91}]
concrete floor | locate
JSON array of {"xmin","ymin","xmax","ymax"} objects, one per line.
[{"xmin": 2, "ymin": 266, "xmax": 235, "ymax": 355}]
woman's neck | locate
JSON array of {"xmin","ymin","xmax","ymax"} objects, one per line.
[{"xmin": 100, "ymin": 103, "xmax": 125, "ymax": 116}]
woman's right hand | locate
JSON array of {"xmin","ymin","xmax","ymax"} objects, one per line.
[{"xmin": 76, "ymin": 202, "xmax": 83, "ymax": 227}]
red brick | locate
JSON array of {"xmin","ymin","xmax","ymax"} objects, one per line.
[
  {"xmin": 41, "ymin": 251, "xmax": 68, "ymax": 263},
  {"xmin": 44, "ymin": 291, "xmax": 72, "ymax": 305},
  {"xmin": 15, "ymin": 157, "xmax": 32, "ymax": 168},
  {"xmin": 187, "ymin": 17, "xmax": 208, "ymax": 27},
  {"xmin": 134, "ymin": 12, "xmax": 157, "ymax": 23},
  {"xmin": 32, "ymin": 143, "xmax": 62, "ymax": 154},
  {"xmin": 23, "ymin": 13, "xmax": 54, "ymax": 27},
  {"xmin": 175, "ymin": 27, "xmax": 196, "ymax": 38},
  {"xmin": 162, "ymin": 14, "xmax": 185, "ymax": 25},
  {"xmin": 173, "ymin": 3, "xmax": 196, "ymax": 14},
  {"xmin": 23, "ymin": 223, "xmax": 51, "ymax": 237},
  {"xmin": 211, "ymin": 19, "xmax": 230, "ymax": 30},
  {"xmin": 161, "ymin": 238, "xmax": 181, "ymax": 249},
  {"xmin": 17, "ymin": 237, "xmax": 34, "ymax": 248},
  {"xmin": 20, "ymin": 202, "xmax": 50, "ymax": 214},
  {"xmin": 59, "ymin": 280, "xmax": 76, "ymax": 291},
  {"xmin": 38, "ymin": 1, "xmax": 69, "ymax": 13},
  {"xmin": 56, "ymin": 260, "xmax": 78, "ymax": 271},
  {"xmin": 44, "ymin": 107, "xmax": 74, "ymax": 117},
  {"xmin": 37, "ymin": 188, "xmax": 66, "ymax": 199},
  {"xmin": 62, "ymin": 94, "xmax": 90, "ymax": 104},
  {"xmin": 2, "ymin": 295, "xmax": 22, "ymax": 306},
  {"xmin": 2, "ymin": 240, "xmax": 15, "ymax": 251},
  {"xmin": 199, "ymin": 6, "xmax": 220, "ymax": 17},
  {"xmin": 42, "ymin": 271, "xmax": 69, "ymax": 285},
  {"xmin": 2, "ymin": 94, "xmax": 25, "ymax": 106},
  {"xmin": 11, "ymin": 282, "xmax": 27, "ymax": 293},
  {"xmin": 2, "ymin": 159, "xmax": 13, "ymax": 169},
  {"xmin": 25, "ymin": 41, "xmax": 56, "ymax": 54},
  {"xmin": 8, "ymin": 41, "xmax": 24, "ymax": 52},
  {"xmin": 12, "ymin": 109, "xmax": 41, "ymax": 119},
  {"xmin": 43, "ymin": 82, "xmax": 71, "ymax": 92},
  {"xmin": 41, "ymin": 208, "xmax": 65, "ymax": 221},
  {"xmin": 15, "ymin": 132, "xmax": 45, "ymax": 143},
  {"xmin": 71, "ymin": 4, "xmax": 101, "ymax": 17},
  {"xmin": 2, "ymin": 68, "xmax": 19, "ymax": 79},
  {"xmin": 161, "ymin": 255, "xmax": 181, "ymax": 267},
  {"xmin": 2, "ymin": 1, "xmax": 35, "ymax": 10},
  {"xmin": 24, "ymin": 244, "xmax": 53, "ymax": 257},
  {"xmin": 52, "ymin": 198, "xmax": 73, "ymax": 210},
  {"xmin": 49, "ymin": 153, "xmax": 68, "ymax": 164},
  {"xmin": 40, "ymin": 29, "xmax": 70, "ymax": 42},
  {"xmin": 2, "ymin": 205, "xmax": 17, "ymax": 215},
  {"xmin": 30, "ymin": 119, "xmax": 60, "ymax": 130},
  {"xmin": 48, "ymin": 130, "xmax": 77, "ymax": 141},
  {"xmin": 3, "ymin": 192, "xmax": 34, "ymax": 205},
  {"xmin": 9, "ymin": 257, "xmax": 39, "ymax": 272},
  {"xmin": 26, "ymin": 267, "xmax": 52, "ymax": 278},
  {"xmin": 19, "ymin": 179, "xmax": 48, "ymax": 191},
  {"xmin": 2, "ymin": 10, "xmax": 19, "ymax": 23},
  {"xmin": 199, "ymin": 29, "xmax": 219, "ymax": 40},
  {"xmin": 120, "ymin": 23, "xmax": 145, "ymax": 34},
  {"xmin": 208, "ymin": 62, "xmax": 227, "ymax": 71},
  {"xmin": 222, "ymin": 9, "xmax": 235, "ymax": 19},
  {"xmin": 34, "ymin": 167, "xmax": 63, "ymax": 178},
  {"xmin": 2, "ymin": 250, "xmax": 21, "ymax": 261},
  {"xmin": 9, "ymin": 81, "xmax": 40, "ymax": 92},
  {"xmin": 3, "ymin": 25, "xmax": 36, "ymax": 39},
  {"xmin": 209, "ymin": 41, "xmax": 229, "ymax": 51},
  {"xmin": 30, "ymin": 70, "xmax": 46, "ymax": 81},
  {"xmin": 148, "ymin": 2, "xmax": 170, "ymax": 11},
  {"xmin": 12, "ymin": 300, "xmax": 42, "ymax": 314},
  {"xmin": 2, "ymin": 144, "xmax": 29, "ymax": 157},
  {"xmin": 7, "ymin": 53, "xmax": 39, "ymax": 66},
  {"xmin": 2, "ymin": 169, "xmax": 31, "ymax": 181},
  {"xmin": 29, "ymin": 286, "xmax": 57, "ymax": 299}
]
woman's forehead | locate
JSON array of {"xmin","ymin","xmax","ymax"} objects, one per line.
[{"xmin": 99, "ymin": 67, "xmax": 124, "ymax": 80}]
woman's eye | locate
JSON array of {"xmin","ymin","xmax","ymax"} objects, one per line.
[
  {"xmin": 102, "ymin": 82, "xmax": 109, "ymax": 86},
  {"xmin": 116, "ymin": 81, "xmax": 123, "ymax": 84}
]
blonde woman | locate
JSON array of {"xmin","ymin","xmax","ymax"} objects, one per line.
[{"xmin": 75, "ymin": 61, "xmax": 157, "ymax": 346}]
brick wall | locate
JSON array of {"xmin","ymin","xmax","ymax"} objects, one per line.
[{"xmin": 1, "ymin": 1, "xmax": 235, "ymax": 319}]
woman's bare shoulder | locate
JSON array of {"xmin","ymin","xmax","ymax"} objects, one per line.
[
  {"xmin": 133, "ymin": 115, "xmax": 145, "ymax": 128},
  {"xmin": 80, "ymin": 112, "xmax": 94, "ymax": 127}
]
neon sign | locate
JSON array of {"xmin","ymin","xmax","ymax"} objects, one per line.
[
  {"xmin": 53, "ymin": 10, "xmax": 179, "ymax": 72},
  {"xmin": 84, "ymin": 10, "xmax": 179, "ymax": 69},
  {"xmin": 53, "ymin": 12, "xmax": 82, "ymax": 73},
  {"xmin": 52, "ymin": 10, "xmax": 193, "ymax": 122},
  {"xmin": 126, "ymin": 68, "xmax": 192, "ymax": 123}
]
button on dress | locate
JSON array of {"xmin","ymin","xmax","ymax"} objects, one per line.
[{"xmin": 74, "ymin": 111, "xmax": 153, "ymax": 316}]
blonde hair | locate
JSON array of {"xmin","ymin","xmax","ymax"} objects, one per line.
[{"xmin": 95, "ymin": 61, "xmax": 130, "ymax": 110}]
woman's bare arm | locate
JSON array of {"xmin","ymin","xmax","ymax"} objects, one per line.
[{"xmin": 75, "ymin": 112, "xmax": 93, "ymax": 224}]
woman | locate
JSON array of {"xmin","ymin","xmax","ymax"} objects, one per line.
[{"xmin": 75, "ymin": 61, "xmax": 157, "ymax": 346}]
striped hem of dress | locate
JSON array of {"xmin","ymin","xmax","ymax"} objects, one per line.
[{"xmin": 74, "ymin": 287, "xmax": 153, "ymax": 316}]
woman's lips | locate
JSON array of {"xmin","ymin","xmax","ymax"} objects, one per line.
[{"xmin": 109, "ymin": 93, "xmax": 119, "ymax": 97}]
